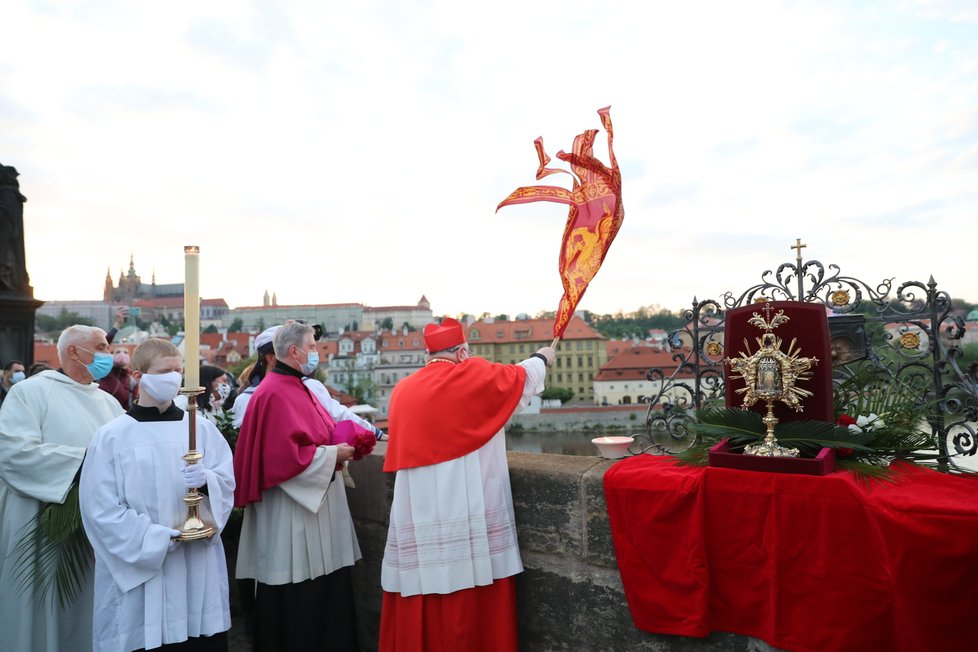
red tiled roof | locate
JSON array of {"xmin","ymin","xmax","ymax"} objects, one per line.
[
  {"xmin": 465, "ymin": 316, "xmax": 603, "ymax": 344},
  {"xmin": 316, "ymin": 340, "xmax": 339, "ymax": 357},
  {"xmin": 225, "ymin": 332, "xmax": 252, "ymax": 351},
  {"xmin": 324, "ymin": 384, "xmax": 357, "ymax": 407},
  {"xmin": 379, "ymin": 333, "xmax": 425, "ymax": 350},
  {"xmin": 595, "ymin": 346, "xmax": 693, "ymax": 381},
  {"xmin": 33, "ymin": 342, "xmax": 59, "ymax": 367}
]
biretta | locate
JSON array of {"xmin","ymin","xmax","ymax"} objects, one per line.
[{"xmin": 424, "ymin": 318, "xmax": 465, "ymax": 353}]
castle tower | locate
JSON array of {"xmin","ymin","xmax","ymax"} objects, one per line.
[
  {"xmin": 272, "ymin": 292, "xmax": 278, "ymax": 307},
  {"xmin": 263, "ymin": 290, "xmax": 270, "ymax": 307},
  {"xmin": 103, "ymin": 267, "xmax": 114, "ymax": 302}
]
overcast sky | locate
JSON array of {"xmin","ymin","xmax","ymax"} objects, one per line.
[{"xmin": 3, "ymin": 0, "xmax": 976, "ymax": 319}]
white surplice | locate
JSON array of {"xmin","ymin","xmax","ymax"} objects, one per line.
[
  {"xmin": 381, "ymin": 357, "xmax": 545, "ymax": 597},
  {"xmin": 235, "ymin": 444, "xmax": 361, "ymax": 585},
  {"xmin": 0, "ymin": 370, "xmax": 124, "ymax": 652},
  {"xmin": 79, "ymin": 411, "xmax": 235, "ymax": 652}
]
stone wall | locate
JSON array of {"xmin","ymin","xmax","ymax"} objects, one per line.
[{"xmin": 347, "ymin": 443, "xmax": 777, "ymax": 651}]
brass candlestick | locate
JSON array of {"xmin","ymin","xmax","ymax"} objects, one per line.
[{"xmin": 176, "ymin": 387, "xmax": 216, "ymax": 541}]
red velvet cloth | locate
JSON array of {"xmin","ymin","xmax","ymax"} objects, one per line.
[
  {"xmin": 384, "ymin": 357, "xmax": 526, "ymax": 472},
  {"xmin": 233, "ymin": 370, "xmax": 336, "ymax": 507},
  {"xmin": 378, "ymin": 578, "xmax": 518, "ymax": 652},
  {"xmin": 604, "ymin": 455, "xmax": 978, "ymax": 652},
  {"xmin": 724, "ymin": 300, "xmax": 834, "ymax": 422}
]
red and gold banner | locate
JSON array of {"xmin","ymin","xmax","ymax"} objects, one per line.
[{"xmin": 497, "ymin": 106, "xmax": 624, "ymax": 339}]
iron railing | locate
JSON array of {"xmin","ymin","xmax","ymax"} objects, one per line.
[{"xmin": 637, "ymin": 247, "xmax": 978, "ymax": 471}]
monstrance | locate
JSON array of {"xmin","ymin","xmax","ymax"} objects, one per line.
[{"xmin": 725, "ymin": 302, "xmax": 818, "ymax": 457}]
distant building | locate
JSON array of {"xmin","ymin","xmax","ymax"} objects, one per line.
[
  {"xmin": 362, "ymin": 296, "xmax": 434, "ymax": 332},
  {"xmin": 373, "ymin": 327, "xmax": 427, "ymax": 417},
  {"xmin": 223, "ymin": 302, "xmax": 365, "ymax": 334},
  {"xmin": 466, "ymin": 316, "xmax": 607, "ymax": 404},
  {"xmin": 103, "ymin": 256, "xmax": 182, "ymax": 303},
  {"xmin": 594, "ymin": 346, "xmax": 694, "ymax": 406},
  {"xmin": 36, "ymin": 300, "xmax": 117, "ymax": 330}
]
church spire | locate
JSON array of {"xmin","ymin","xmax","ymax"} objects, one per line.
[{"xmin": 263, "ymin": 289, "xmax": 270, "ymax": 307}]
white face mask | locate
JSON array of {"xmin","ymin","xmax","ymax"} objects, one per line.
[
  {"xmin": 216, "ymin": 382, "xmax": 231, "ymax": 401},
  {"xmin": 139, "ymin": 371, "xmax": 183, "ymax": 403}
]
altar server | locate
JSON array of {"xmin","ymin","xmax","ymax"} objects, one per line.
[
  {"xmin": 233, "ymin": 320, "xmax": 361, "ymax": 651},
  {"xmin": 79, "ymin": 338, "xmax": 235, "ymax": 652},
  {"xmin": 379, "ymin": 318, "xmax": 553, "ymax": 651},
  {"xmin": 0, "ymin": 325, "xmax": 123, "ymax": 652}
]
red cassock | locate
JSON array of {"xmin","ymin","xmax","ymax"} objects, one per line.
[{"xmin": 380, "ymin": 357, "xmax": 528, "ymax": 652}]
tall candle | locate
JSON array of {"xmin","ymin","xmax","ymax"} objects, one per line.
[{"xmin": 184, "ymin": 246, "xmax": 200, "ymax": 389}]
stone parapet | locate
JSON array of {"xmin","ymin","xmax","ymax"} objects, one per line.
[{"xmin": 346, "ymin": 442, "xmax": 781, "ymax": 651}]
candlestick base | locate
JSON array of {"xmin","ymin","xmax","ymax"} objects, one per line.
[{"xmin": 175, "ymin": 386, "xmax": 217, "ymax": 542}]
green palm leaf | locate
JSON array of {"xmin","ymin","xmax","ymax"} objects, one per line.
[{"xmin": 11, "ymin": 484, "xmax": 93, "ymax": 609}]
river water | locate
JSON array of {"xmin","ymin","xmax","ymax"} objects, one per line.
[{"xmin": 505, "ymin": 429, "xmax": 640, "ymax": 457}]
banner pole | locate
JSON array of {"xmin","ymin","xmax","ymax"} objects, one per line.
[{"xmin": 551, "ymin": 336, "xmax": 561, "ymax": 349}]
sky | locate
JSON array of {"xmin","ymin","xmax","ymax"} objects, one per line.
[{"xmin": 2, "ymin": 0, "xmax": 977, "ymax": 319}]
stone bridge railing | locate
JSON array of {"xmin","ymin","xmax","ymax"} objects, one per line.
[{"xmin": 346, "ymin": 443, "xmax": 778, "ymax": 651}]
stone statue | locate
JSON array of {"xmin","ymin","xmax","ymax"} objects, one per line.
[{"xmin": 0, "ymin": 163, "xmax": 28, "ymax": 295}]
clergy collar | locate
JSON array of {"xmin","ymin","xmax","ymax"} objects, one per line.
[
  {"xmin": 127, "ymin": 402, "xmax": 185, "ymax": 422},
  {"xmin": 271, "ymin": 360, "xmax": 305, "ymax": 379}
]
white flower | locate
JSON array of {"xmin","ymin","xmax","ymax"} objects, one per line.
[{"xmin": 849, "ymin": 413, "xmax": 885, "ymax": 434}]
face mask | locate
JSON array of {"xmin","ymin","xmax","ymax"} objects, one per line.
[
  {"xmin": 300, "ymin": 350, "xmax": 319, "ymax": 376},
  {"xmin": 140, "ymin": 371, "xmax": 183, "ymax": 403},
  {"xmin": 78, "ymin": 348, "xmax": 114, "ymax": 381},
  {"xmin": 216, "ymin": 382, "xmax": 231, "ymax": 401},
  {"xmin": 113, "ymin": 351, "xmax": 130, "ymax": 367},
  {"xmin": 10, "ymin": 371, "xmax": 25, "ymax": 384}
]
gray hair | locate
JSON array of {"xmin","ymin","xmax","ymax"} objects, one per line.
[
  {"xmin": 273, "ymin": 320, "xmax": 314, "ymax": 359},
  {"xmin": 57, "ymin": 325, "xmax": 104, "ymax": 363}
]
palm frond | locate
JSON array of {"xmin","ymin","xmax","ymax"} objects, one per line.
[{"xmin": 11, "ymin": 484, "xmax": 93, "ymax": 609}]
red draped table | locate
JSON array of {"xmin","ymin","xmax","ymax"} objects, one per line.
[{"xmin": 603, "ymin": 454, "xmax": 978, "ymax": 652}]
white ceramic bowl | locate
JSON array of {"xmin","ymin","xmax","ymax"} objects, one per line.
[{"xmin": 591, "ymin": 436, "xmax": 634, "ymax": 459}]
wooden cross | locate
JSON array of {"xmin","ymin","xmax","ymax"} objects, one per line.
[{"xmin": 791, "ymin": 238, "xmax": 806, "ymax": 260}]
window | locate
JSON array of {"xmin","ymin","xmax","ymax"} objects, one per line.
[
  {"xmin": 558, "ymin": 373, "xmax": 563, "ymax": 382},
  {"xmin": 587, "ymin": 341, "xmax": 593, "ymax": 350},
  {"xmin": 578, "ymin": 386, "xmax": 584, "ymax": 394},
  {"xmin": 556, "ymin": 358, "xmax": 562, "ymax": 368},
  {"xmin": 622, "ymin": 395, "xmax": 631, "ymax": 404},
  {"xmin": 469, "ymin": 329, "xmax": 480, "ymax": 340},
  {"xmin": 519, "ymin": 344, "xmax": 525, "ymax": 353},
  {"xmin": 578, "ymin": 356, "xmax": 583, "ymax": 367},
  {"xmin": 576, "ymin": 341, "xmax": 583, "ymax": 350},
  {"xmin": 588, "ymin": 356, "xmax": 593, "ymax": 366},
  {"xmin": 509, "ymin": 344, "xmax": 515, "ymax": 353},
  {"xmin": 578, "ymin": 373, "xmax": 584, "ymax": 382}
]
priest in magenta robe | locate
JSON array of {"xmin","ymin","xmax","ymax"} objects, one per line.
[{"xmin": 233, "ymin": 320, "xmax": 368, "ymax": 651}]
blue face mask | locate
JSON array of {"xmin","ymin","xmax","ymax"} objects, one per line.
[
  {"xmin": 300, "ymin": 350, "xmax": 319, "ymax": 376},
  {"xmin": 10, "ymin": 371, "xmax": 26, "ymax": 384},
  {"xmin": 78, "ymin": 347, "xmax": 114, "ymax": 381}
]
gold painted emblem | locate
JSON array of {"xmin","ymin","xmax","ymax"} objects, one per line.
[
  {"xmin": 831, "ymin": 290, "xmax": 850, "ymax": 306},
  {"xmin": 706, "ymin": 341, "xmax": 723, "ymax": 357},
  {"xmin": 900, "ymin": 332, "xmax": 921, "ymax": 350}
]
